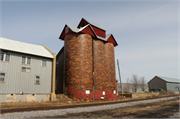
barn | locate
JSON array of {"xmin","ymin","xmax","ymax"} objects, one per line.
[
  {"xmin": 56, "ymin": 18, "xmax": 118, "ymax": 101},
  {"xmin": 0, "ymin": 37, "xmax": 56, "ymax": 102},
  {"xmin": 148, "ymin": 76, "xmax": 180, "ymax": 92}
]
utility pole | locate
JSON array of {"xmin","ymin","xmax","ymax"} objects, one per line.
[{"xmin": 117, "ymin": 59, "xmax": 123, "ymax": 97}]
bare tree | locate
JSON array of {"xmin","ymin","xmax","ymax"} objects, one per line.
[
  {"xmin": 139, "ymin": 76, "xmax": 147, "ymax": 91},
  {"xmin": 130, "ymin": 74, "xmax": 139, "ymax": 92}
]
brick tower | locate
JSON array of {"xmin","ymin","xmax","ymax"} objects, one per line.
[{"xmin": 58, "ymin": 18, "xmax": 118, "ymax": 102}]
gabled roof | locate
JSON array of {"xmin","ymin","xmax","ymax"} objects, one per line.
[
  {"xmin": 59, "ymin": 24, "xmax": 96, "ymax": 40},
  {"xmin": 0, "ymin": 37, "xmax": 54, "ymax": 58},
  {"xmin": 78, "ymin": 18, "xmax": 105, "ymax": 31},
  {"xmin": 96, "ymin": 34, "xmax": 118, "ymax": 46},
  {"xmin": 106, "ymin": 34, "xmax": 118, "ymax": 46},
  {"xmin": 104, "ymin": 34, "xmax": 111, "ymax": 41},
  {"xmin": 59, "ymin": 24, "xmax": 118, "ymax": 46},
  {"xmin": 148, "ymin": 76, "xmax": 180, "ymax": 84},
  {"xmin": 66, "ymin": 24, "xmax": 79, "ymax": 32}
]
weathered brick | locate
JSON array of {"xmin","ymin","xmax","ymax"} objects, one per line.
[{"xmin": 64, "ymin": 34, "xmax": 93, "ymax": 102}]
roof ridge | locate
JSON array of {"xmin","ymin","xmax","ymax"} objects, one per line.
[{"xmin": 82, "ymin": 18, "xmax": 105, "ymax": 31}]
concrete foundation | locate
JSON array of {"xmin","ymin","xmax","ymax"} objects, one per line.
[{"xmin": 0, "ymin": 94, "xmax": 50, "ymax": 103}]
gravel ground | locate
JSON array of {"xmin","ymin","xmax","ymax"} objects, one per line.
[
  {"xmin": 169, "ymin": 112, "xmax": 180, "ymax": 118},
  {"xmin": 0, "ymin": 96, "xmax": 179, "ymax": 119}
]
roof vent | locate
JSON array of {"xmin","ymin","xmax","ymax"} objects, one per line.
[{"xmin": 82, "ymin": 22, "xmax": 85, "ymax": 27}]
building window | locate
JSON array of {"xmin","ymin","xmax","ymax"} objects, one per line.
[
  {"xmin": 65, "ymin": 27, "xmax": 69, "ymax": 34},
  {"xmin": 0, "ymin": 73, "xmax": 5, "ymax": 81},
  {"xmin": 21, "ymin": 67, "xmax": 26, "ymax": 72},
  {"xmin": 27, "ymin": 57, "xmax": 31, "ymax": 64},
  {"xmin": 21, "ymin": 67, "xmax": 31, "ymax": 72},
  {"xmin": 1, "ymin": 53, "xmax": 10, "ymax": 62},
  {"xmin": 21, "ymin": 56, "xmax": 31, "ymax": 65},
  {"xmin": 5, "ymin": 54, "xmax": 10, "ymax": 61},
  {"xmin": 26, "ymin": 67, "xmax": 31, "ymax": 72},
  {"xmin": 21, "ymin": 56, "xmax": 26, "ymax": 64},
  {"xmin": 42, "ymin": 60, "xmax": 46, "ymax": 66},
  {"xmin": 35, "ymin": 76, "xmax": 40, "ymax": 85},
  {"xmin": 0, "ymin": 53, "xmax": 4, "ymax": 61}
]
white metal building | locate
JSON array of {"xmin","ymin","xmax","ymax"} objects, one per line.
[{"xmin": 0, "ymin": 37, "xmax": 56, "ymax": 102}]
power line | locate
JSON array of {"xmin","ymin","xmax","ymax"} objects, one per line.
[{"xmin": 118, "ymin": 61, "xmax": 135, "ymax": 74}]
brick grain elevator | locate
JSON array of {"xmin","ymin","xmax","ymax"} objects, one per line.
[{"xmin": 57, "ymin": 18, "xmax": 118, "ymax": 102}]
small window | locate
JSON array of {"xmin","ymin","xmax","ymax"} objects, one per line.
[
  {"xmin": 65, "ymin": 27, "xmax": 69, "ymax": 34},
  {"xmin": 0, "ymin": 53, "xmax": 4, "ymax": 61},
  {"xmin": 21, "ymin": 67, "xmax": 31, "ymax": 72},
  {"xmin": 35, "ymin": 76, "xmax": 40, "ymax": 85},
  {"xmin": 42, "ymin": 60, "xmax": 46, "ymax": 66},
  {"xmin": 21, "ymin": 56, "xmax": 26, "ymax": 64},
  {"xmin": 0, "ymin": 73, "xmax": 5, "ymax": 81},
  {"xmin": 21, "ymin": 56, "xmax": 31, "ymax": 65},
  {"xmin": 1, "ymin": 53, "xmax": 10, "ymax": 62},
  {"xmin": 21, "ymin": 67, "xmax": 26, "ymax": 72},
  {"xmin": 26, "ymin": 67, "xmax": 31, "ymax": 72},
  {"xmin": 27, "ymin": 57, "xmax": 31, "ymax": 64},
  {"xmin": 5, "ymin": 54, "xmax": 10, "ymax": 61}
]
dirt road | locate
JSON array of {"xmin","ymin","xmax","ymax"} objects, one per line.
[{"xmin": 45, "ymin": 97, "xmax": 179, "ymax": 118}]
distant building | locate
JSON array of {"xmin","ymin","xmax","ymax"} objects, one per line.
[
  {"xmin": 148, "ymin": 76, "xmax": 180, "ymax": 92},
  {"xmin": 117, "ymin": 83, "xmax": 149, "ymax": 93},
  {"xmin": 0, "ymin": 37, "xmax": 56, "ymax": 102}
]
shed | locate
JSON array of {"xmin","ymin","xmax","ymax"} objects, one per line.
[{"xmin": 147, "ymin": 76, "xmax": 180, "ymax": 92}]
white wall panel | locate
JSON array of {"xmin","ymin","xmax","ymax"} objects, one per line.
[{"xmin": 0, "ymin": 51, "xmax": 53, "ymax": 94}]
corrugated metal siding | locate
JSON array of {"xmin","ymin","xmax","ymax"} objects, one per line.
[
  {"xmin": 166, "ymin": 83, "xmax": 180, "ymax": 92},
  {"xmin": 0, "ymin": 51, "xmax": 52, "ymax": 94}
]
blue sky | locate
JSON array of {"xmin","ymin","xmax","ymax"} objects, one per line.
[{"xmin": 0, "ymin": 0, "xmax": 179, "ymax": 83}]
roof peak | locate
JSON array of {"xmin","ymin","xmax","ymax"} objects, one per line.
[{"xmin": 81, "ymin": 18, "xmax": 106, "ymax": 31}]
